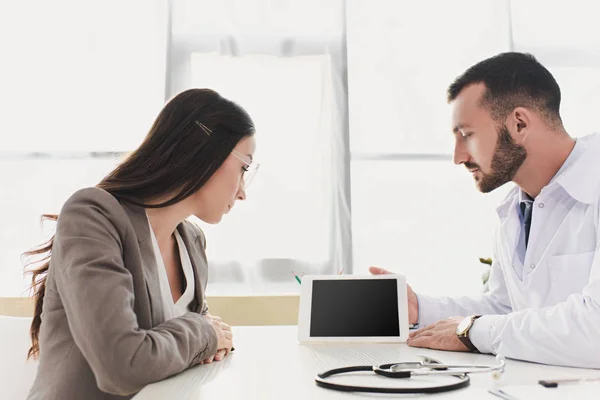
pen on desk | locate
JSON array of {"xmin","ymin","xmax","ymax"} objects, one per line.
[
  {"xmin": 539, "ymin": 376, "xmax": 600, "ymax": 388},
  {"xmin": 292, "ymin": 271, "xmax": 302, "ymax": 285}
]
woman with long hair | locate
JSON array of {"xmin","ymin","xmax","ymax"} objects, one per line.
[{"xmin": 24, "ymin": 88, "xmax": 258, "ymax": 399}]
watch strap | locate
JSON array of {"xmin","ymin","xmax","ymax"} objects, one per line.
[{"xmin": 457, "ymin": 315, "xmax": 482, "ymax": 352}]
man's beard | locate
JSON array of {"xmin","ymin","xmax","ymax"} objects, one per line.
[{"xmin": 466, "ymin": 125, "xmax": 527, "ymax": 193}]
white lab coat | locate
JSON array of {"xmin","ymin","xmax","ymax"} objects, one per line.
[{"xmin": 417, "ymin": 133, "xmax": 600, "ymax": 368}]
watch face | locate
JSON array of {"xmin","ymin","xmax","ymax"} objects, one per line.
[{"xmin": 456, "ymin": 316, "xmax": 472, "ymax": 335}]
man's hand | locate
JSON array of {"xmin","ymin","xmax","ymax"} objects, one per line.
[
  {"xmin": 369, "ymin": 266, "xmax": 419, "ymax": 325},
  {"xmin": 200, "ymin": 314, "xmax": 233, "ymax": 365},
  {"xmin": 407, "ymin": 317, "xmax": 469, "ymax": 352}
]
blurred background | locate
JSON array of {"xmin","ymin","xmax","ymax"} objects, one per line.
[{"xmin": 1, "ymin": 0, "xmax": 599, "ymax": 298}]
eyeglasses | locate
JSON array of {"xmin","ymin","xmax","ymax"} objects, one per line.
[{"xmin": 231, "ymin": 149, "xmax": 260, "ymax": 188}]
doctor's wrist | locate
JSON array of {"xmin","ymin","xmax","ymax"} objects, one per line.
[{"xmin": 456, "ymin": 315, "xmax": 482, "ymax": 352}]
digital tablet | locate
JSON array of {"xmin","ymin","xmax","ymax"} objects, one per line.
[{"xmin": 297, "ymin": 274, "xmax": 409, "ymax": 343}]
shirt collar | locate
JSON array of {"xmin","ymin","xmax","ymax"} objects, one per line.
[
  {"xmin": 518, "ymin": 190, "xmax": 533, "ymax": 204},
  {"xmin": 552, "ymin": 133, "xmax": 600, "ymax": 204},
  {"xmin": 496, "ymin": 186, "xmax": 520, "ymax": 221},
  {"xmin": 496, "ymin": 133, "xmax": 600, "ymax": 219}
]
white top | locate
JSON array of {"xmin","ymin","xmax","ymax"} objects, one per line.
[
  {"xmin": 418, "ymin": 132, "xmax": 600, "ymax": 368},
  {"xmin": 148, "ymin": 218, "xmax": 195, "ymax": 320}
]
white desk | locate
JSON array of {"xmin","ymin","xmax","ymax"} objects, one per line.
[{"xmin": 134, "ymin": 326, "xmax": 599, "ymax": 399}]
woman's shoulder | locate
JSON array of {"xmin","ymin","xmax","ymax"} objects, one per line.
[
  {"xmin": 64, "ymin": 186, "xmax": 117, "ymax": 207},
  {"xmin": 59, "ymin": 187, "xmax": 130, "ymax": 232}
]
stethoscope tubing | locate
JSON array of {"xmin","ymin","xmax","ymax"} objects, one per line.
[
  {"xmin": 314, "ymin": 357, "xmax": 505, "ymax": 394},
  {"xmin": 315, "ymin": 364, "xmax": 470, "ymax": 394}
]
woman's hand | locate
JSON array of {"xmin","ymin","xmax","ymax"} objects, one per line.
[
  {"xmin": 200, "ymin": 314, "xmax": 233, "ymax": 364},
  {"xmin": 199, "ymin": 348, "xmax": 227, "ymax": 365}
]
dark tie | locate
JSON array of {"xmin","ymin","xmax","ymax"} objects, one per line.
[{"xmin": 520, "ymin": 200, "xmax": 533, "ymax": 248}]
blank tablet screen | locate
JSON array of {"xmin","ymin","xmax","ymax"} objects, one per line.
[{"xmin": 310, "ymin": 279, "xmax": 400, "ymax": 337}]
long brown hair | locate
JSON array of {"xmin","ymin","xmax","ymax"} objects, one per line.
[{"xmin": 23, "ymin": 88, "xmax": 255, "ymax": 359}]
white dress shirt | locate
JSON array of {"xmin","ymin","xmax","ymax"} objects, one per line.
[
  {"xmin": 148, "ymin": 219, "xmax": 195, "ymax": 320},
  {"xmin": 417, "ymin": 133, "xmax": 600, "ymax": 368}
]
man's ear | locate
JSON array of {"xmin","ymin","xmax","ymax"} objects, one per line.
[{"xmin": 506, "ymin": 107, "xmax": 531, "ymax": 144}]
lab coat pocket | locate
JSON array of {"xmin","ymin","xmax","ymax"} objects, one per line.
[{"xmin": 547, "ymin": 252, "xmax": 594, "ymax": 303}]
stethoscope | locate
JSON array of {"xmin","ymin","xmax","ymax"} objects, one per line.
[{"xmin": 315, "ymin": 354, "xmax": 506, "ymax": 394}]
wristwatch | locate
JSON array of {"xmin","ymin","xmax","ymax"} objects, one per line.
[{"xmin": 456, "ymin": 315, "xmax": 482, "ymax": 352}]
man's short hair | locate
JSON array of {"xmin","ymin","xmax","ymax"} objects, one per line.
[{"xmin": 447, "ymin": 52, "xmax": 562, "ymax": 127}]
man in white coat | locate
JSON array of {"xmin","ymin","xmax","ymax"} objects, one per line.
[{"xmin": 372, "ymin": 52, "xmax": 600, "ymax": 368}]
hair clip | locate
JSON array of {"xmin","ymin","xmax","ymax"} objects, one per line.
[{"xmin": 195, "ymin": 120, "xmax": 212, "ymax": 136}]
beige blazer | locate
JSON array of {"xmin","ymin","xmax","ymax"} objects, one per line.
[{"xmin": 27, "ymin": 187, "xmax": 218, "ymax": 400}]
